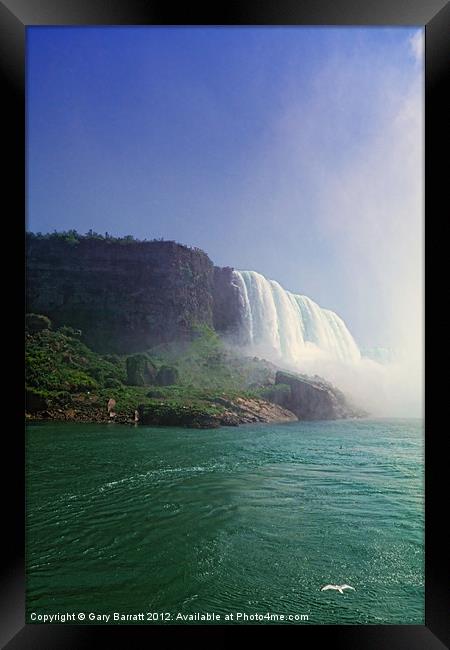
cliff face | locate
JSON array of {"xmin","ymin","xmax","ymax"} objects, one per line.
[
  {"xmin": 212, "ymin": 266, "xmax": 243, "ymax": 339},
  {"xmin": 26, "ymin": 237, "xmax": 239, "ymax": 354}
]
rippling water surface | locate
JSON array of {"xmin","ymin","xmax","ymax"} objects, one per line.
[{"xmin": 26, "ymin": 419, "xmax": 424, "ymax": 624}]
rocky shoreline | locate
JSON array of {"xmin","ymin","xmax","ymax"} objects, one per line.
[
  {"xmin": 26, "ymin": 372, "xmax": 365, "ymax": 429},
  {"xmin": 26, "ymin": 409, "xmax": 136, "ymax": 426},
  {"xmin": 26, "ymin": 394, "xmax": 298, "ymax": 429}
]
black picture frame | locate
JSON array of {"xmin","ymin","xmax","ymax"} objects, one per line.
[{"xmin": 3, "ymin": 1, "xmax": 448, "ymax": 647}]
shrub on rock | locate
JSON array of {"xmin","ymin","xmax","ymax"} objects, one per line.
[
  {"xmin": 26, "ymin": 313, "xmax": 51, "ymax": 334},
  {"xmin": 104, "ymin": 377, "xmax": 122, "ymax": 389},
  {"xmin": 58, "ymin": 325, "xmax": 82, "ymax": 338}
]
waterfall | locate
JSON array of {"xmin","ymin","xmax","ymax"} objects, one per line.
[{"xmin": 232, "ymin": 270, "xmax": 361, "ymax": 364}]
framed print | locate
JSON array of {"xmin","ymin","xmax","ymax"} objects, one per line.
[{"xmin": 2, "ymin": 0, "xmax": 448, "ymax": 647}]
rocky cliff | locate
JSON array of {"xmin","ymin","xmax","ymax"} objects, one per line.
[
  {"xmin": 212, "ymin": 266, "xmax": 243, "ymax": 339},
  {"xmin": 26, "ymin": 235, "xmax": 243, "ymax": 354}
]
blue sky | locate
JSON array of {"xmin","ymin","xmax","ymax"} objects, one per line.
[{"xmin": 27, "ymin": 27, "xmax": 423, "ymax": 349}]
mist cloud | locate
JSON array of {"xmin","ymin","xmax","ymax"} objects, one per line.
[{"xmin": 233, "ymin": 32, "xmax": 424, "ymax": 416}]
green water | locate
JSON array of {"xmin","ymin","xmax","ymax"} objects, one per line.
[{"xmin": 26, "ymin": 419, "xmax": 424, "ymax": 625}]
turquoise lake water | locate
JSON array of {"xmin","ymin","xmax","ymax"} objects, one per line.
[{"xmin": 26, "ymin": 419, "xmax": 424, "ymax": 625}]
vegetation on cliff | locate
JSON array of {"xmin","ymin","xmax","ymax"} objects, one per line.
[
  {"xmin": 147, "ymin": 324, "xmax": 275, "ymax": 389},
  {"xmin": 27, "ymin": 229, "xmax": 207, "ymax": 253},
  {"xmin": 25, "ymin": 317, "xmax": 286, "ymax": 426}
]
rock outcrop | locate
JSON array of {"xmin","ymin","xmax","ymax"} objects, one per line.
[
  {"xmin": 126, "ymin": 354, "xmax": 158, "ymax": 386},
  {"xmin": 274, "ymin": 371, "xmax": 365, "ymax": 420},
  {"xmin": 212, "ymin": 266, "xmax": 243, "ymax": 339},
  {"xmin": 211, "ymin": 395, "xmax": 298, "ymax": 426},
  {"xmin": 138, "ymin": 395, "xmax": 298, "ymax": 429},
  {"xmin": 25, "ymin": 387, "xmax": 49, "ymax": 413}
]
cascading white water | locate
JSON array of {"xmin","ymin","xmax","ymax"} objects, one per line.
[{"xmin": 232, "ymin": 270, "xmax": 361, "ymax": 364}]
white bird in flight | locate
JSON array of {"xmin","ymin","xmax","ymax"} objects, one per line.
[{"xmin": 321, "ymin": 584, "xmax": 355, "ymax": 594}]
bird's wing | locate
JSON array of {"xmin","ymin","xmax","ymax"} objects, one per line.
[
  {"xmin": 341, "ymin": 585, "xmax": 355, "ymax": 590},
  {"xmin": 321, "ymin": 585, "xmax": 337, "ymax": 591}
]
